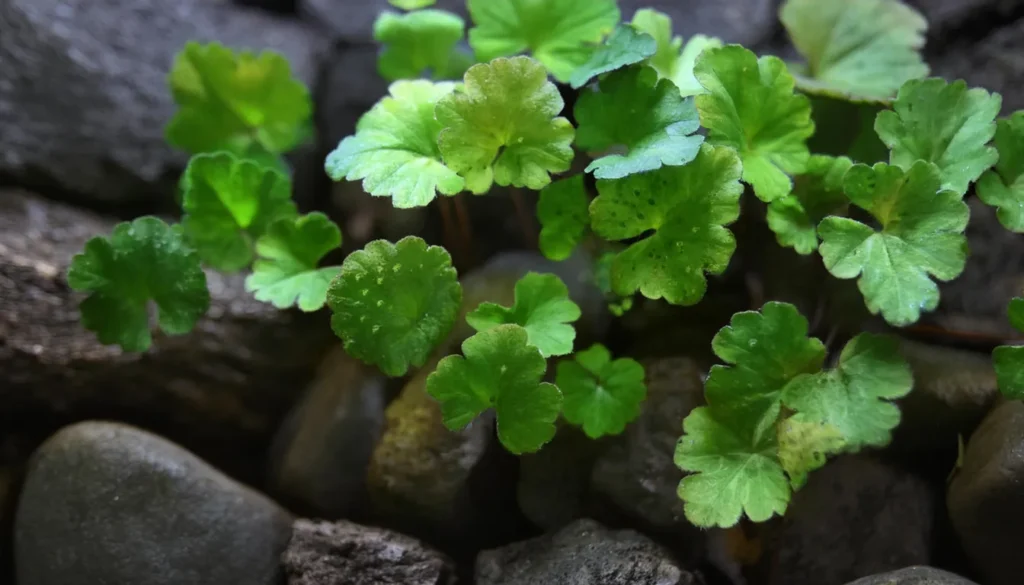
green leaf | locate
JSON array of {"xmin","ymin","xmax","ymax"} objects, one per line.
[
  {"xmin": 466, "ymin": 272, "xmax": 581, "ymax": 357},
  {"xmin": 675, "ymin": 406, "xmax": 790, "ymax": 528},
  {"xmin": 589, "ymin": 143, "xmax": 742, "ymax": 305},
  {"xmin": 817, "ymin": 161, "xmax": 969, "ymax": 326},
  {"xmin": 574, "ymin": 65, "xmax": 704, "ymax": 179},
  {"xmin": 568, "ymin": 24, "xmax": 657, "ymax": 89},
  {"xmin": 245, "ymin": 212, "xmax": 343, "ymax": 312},
  {"xmin": 326, "ymin": 80, "xmax": 465, "ymax": 208},
  {"xmin": 776, "ymin": 417, "xmax": 846, "ymax": 490},
  {"xmin": 67, "ymin": 217, "xmax": 210, "ymax": 352},
  {"xmin": 782, "ymin": 333, "xmax": 912, "ymax": 449},
  {"xmin": 977, "ymin": 112, "xmax": 1024, "ymax": 232},
  {"xmin": 180, "ymin": 151, "xmax": 297, "ymax": 272},
  {"xmin": 994, "ymin": 297, "xmax": 1024, "ymax": 399},
  {"xmin": 593, "ymin": 251, "xmax": 634, "ymax": 316},
  {"xmin": 389, "ymin": 0, "xmax": 436, "ymax": 9},
  {"xmin": 556, "ymin": 343, "xmax": 646, "ymax": 438},
  {"xmin": 328, "ymin": 236, "xmax": 462, "ymax": 377},
  {"xmin": 780, "ymin": 0, "xmax": 928, "ymax": 100},
  {"xmin": 766, "ymin": 155, "xmax": 853, "ymax": 254},
  {"xmin": 436, "ymin": 56, "xmax": 575, "ymax": 193},
  {"xmin": 166, "ymin": 41, "xmax": 312, "ymax": 156},
  {"xmin": 630, "ymin": 9, "xmax": 722, "ymax": 98},
  {"xmin": 467, "ymin": 0, "xmax": 620, "ymax": 82},
  {"xmin": 373, "ymin": 10, "xmax": 470, "ymax": 82},
  {"xmin": 537, "ymin": 174, "xmax": 590, "ymax": 261},
  {"xmin": 427, "ymin": 324, "xmax": 562, "ymax": 453},
  {"xmin": 695, "ymin": 45, "xmax": 814, "ymax": 202},
  {"xmin": 675, "ymin": 301, "xmax": 827, "ymax": 527},
  {"xmin": 875, "ymin": 78, "xmax": 1001, "ymax": 195}
]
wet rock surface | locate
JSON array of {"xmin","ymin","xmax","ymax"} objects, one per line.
[
  {"xmin": 281, "ymin": 518, "xmax": 456, "ymax": 585},
  {"xmin": 844, "ymin": 565, "xmax": 980, "ymax": 585},
  {"xmin": 0, "ymin": 0, "xmax": 328, "ymax": 206},
  {"xmin": 764, "ymin": 455, "xmax": 936, "ymax": 585},
  {"xmin": 267, "ymin": 346, "xmax": 387, "ymax": 520},
  {"xmin": 948, "ymin": 400, "xmax": 1024, "ymax": 585},
  {"xmin": 475, "ymin": 518, "xmax": 698, "ymax": 585},
  {"xmin": 14, "ymin": 421, "xmax": 294, "ymax": 585}
]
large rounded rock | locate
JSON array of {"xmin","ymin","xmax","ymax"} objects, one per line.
[
  {"xmin": 844, "ymin": 566, "xmax": 980, "ymax": 585},
  {"xmin": 15, "ymin": 421, "xmax": 293, "ymax": 585},
  {"xmin": 475, "ymin": 518, "xmax": 698, "ymax": 585},
  {"xmin": 282, "ymin": 519, "xmax": 456, "ymax": 585},
  {"xmin": 948, "ymin": 400, "xmax": 1024, "ymax": 585},
  {"xmin": 0, "ymin": 0, "xmax": 328, "ymax": 205},
  {"xmin": 933, "ymin": 16, "xmax": 1024, "ymax": 114},
  {"xmin": 764, "ymin": 455, "xmax": 936, "ymax": 585},
  {"xmin": 267, "ymin": 346, "xmax": 387, "ymax": 519}
]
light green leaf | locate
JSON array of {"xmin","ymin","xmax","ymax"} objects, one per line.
[
  {"xmin": 630, "ymin": 9, "xmax": 722, "ymax": 97},
  {"xmin": 568, "ymin": 24, "xmax": 657, "ymax": 89},
  {"xmin": 67, "ymin": 217, "xmax": 210, "ymax": 352},
  {"xmin": 817, "ymin": 161, "xmax": 969, "ymax": 326},
  {"xmin": 589, "ymin": 143, "xmax": 742, "ymax": 305},
  {"xmin": 436, "ymin": 56, "xmax": 575, "ymax": 193},
  {"xmin": 875, "ymin": 78, "xmax": 1001, "ymax": 195},
  {"xmin": 180, "ymin": 151, "xmax": 297, "ymax": 272},
  {"xmin": 245, "ymin": 212, "xmax": 342, "ymax": 312},
  {"xmin": 977, "ymin": 112, "xmax": 1024, "ymax": 232},
  {"xmin": 776, "ymin": 417, "xmax": 846, "ymax": 490},
  {"xmin": 327, "ymin": 236, "xmax": 461, "ymax": 377},
  {"xmin": 427, "ymin": 324, "xmax": 562, "ymax": 453},
  {"xmin": 556, "ymin": 343, "xmax": 646, "ymax": 438},
  {"xmin": 782, "ymin": 333, "xmax": 913, "ymax": 449},
  {"xmin": 466, "ymin": 272, "xmax": 581, "ymax": 357},
  {"xmin": 695, "ymin": 45, "xmax": 814, "ymax": 202},
  {"xmin": 373, "ymin": 10, "xmax": 470, "ymax": 82},
  {"xmin": 574, "ymin": 65, "xmax": 704, "ymax": 179},
  {"xmin": 326, "ymin": 80, "xmax": 464, "ymax": 208},
  {"xmin": 780, "ymin": 0, "xmax": 928, "ymax": 100},
  {"xmin": 166, "ymin": 41, "xmax": 312, "ymax": 156},
  {"xmin": 537, "ymin": 174, "xmax": 590, "ymax": 261},
  {"xmin": 766, "ymin": 155, "xmax": 853, "ymax": 254},
  {"xmin": 467, "ymin": 0, "xmax": 620, "ymax": 82},
  {"xmin": 389, "ymin": 0, "xmax": 436, "ymax": 9}
]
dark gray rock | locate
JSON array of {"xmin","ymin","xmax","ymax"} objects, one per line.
[
  {"xmin": 932, "ymin": 15, "xmax": 1024, "ymax": 114},
  {"xmin": 620, "ymin": 0, "xmax": 778, "ymax": 47},
  {"xmin": 475, "ymin": 518, "xmax": 698, "ymax": 585},
  {"xmin": 302, "ymin": 0, "xmax": 468, "ymax": 43},
  {"xmin": 765, "ymin": 455, "xmax": 936, "ymax": 585},
  {"xmin": 516, "ymin": 424, "xmax": 606, "ymax": 531},
  {"xmin": 267, "ymin": 346, "xmax": 387, "ymax": 519},
  {"xmin": 590, "ymin": 357, "xmax": 705, "ymax": 535},
  {"xmin": 948, "ymin": 400, "xmax": 1024, "ymax": 585},
  {"xmin": 281, "ymin": 518, "xmax": 456, "ymax": 585},
  {"xmin": 0, "ymin": 189, "xmax": 332, "ymax": 483},
  {"xmin": 0, "ymin": 0, "xmax": 328, "ymax": 205},
  {"xmin": 910, "ymin": 0, "xmax": 1022, "ymax": 35},
  {"xmin": 14, "ymin": 421, "xmax": 294, "ymax": 585},
  {"xmin": 844, "ymin": 566, "xmax": 980, "ymax": 585},
  {"xmin": 892, "ymin": 338, "xmax": 1000, "ymax": 452}
]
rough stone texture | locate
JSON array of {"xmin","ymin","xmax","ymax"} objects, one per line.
[
  {"xmin": 14, "ymin": 421, "xmax": 294, "ymax": 585},
  {"xmin": 933, "ymin": 15, "xmax": 1024, "ymax": 114},
  {"xmin": 0, "ymin": 189, "xmax": 332, "ymax": 482},
  {"xmin": 844, "ymin": 566, "xmax": 980, "ymax": 585},
  {"xmin": 590, "ymin": 357, "xmax": 705, "ymax": 536},
  {"xmin": 475, "ymin": 518, "xmax": 697, "ymax": 585},
  {"xmin": 892, "ymin": 338, "xmax": 1000, "ymax": 452},
  {"xmin": 267, "ymin": 346, "xmax": 387, "ymax": 520},
  {"xmin": 765, "ymin": 455, "xmax": 936, "ymax": 585},
  {"xmin": 281, "ymin": 519, "xmax": 456, "ymax": 585},
  {"xmin": 948, "ymin": 400, "xmax": 1024, "ymax": 585},
  {"xmin": 0, "ymin": 0, "xmax": 328, "ymax": 205}
]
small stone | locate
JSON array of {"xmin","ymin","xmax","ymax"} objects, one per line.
[
  {"xmin": 948, "ymin": 400, "xmax": 1024, "ymax": 585},
  {"xmin": 15, "ymin": 421, "xmax": 293, "ymax": 585},
  {"xmin": 282, "ymin": 518, "xmax": 456, "ymax": 585},
  {"xmin": 764, "ymin": 455, "xmax": 935, "ymax": 585},
  {"xmin": 267, "ymin": 346, "xmax": 387, "ymax": 519},
  {"xmin": 475, "ymin": 518, "xmax": 699, "ymax": 585},
  {"xmin": 843, "ymin": 565, "xmax": 980, "ymax": 585},
  {"xmin": 892, "ymin": 338, "xmax": 999, "ymax": 452}
]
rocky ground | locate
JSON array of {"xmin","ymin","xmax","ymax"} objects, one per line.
[{"xmin": 2, "ymin": 0, "xmax": 1024, "ymax": 584}]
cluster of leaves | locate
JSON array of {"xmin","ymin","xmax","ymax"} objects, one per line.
[{"xmin": 69, "ymin": 0, "xmax": 1024, "ymax": 533}]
